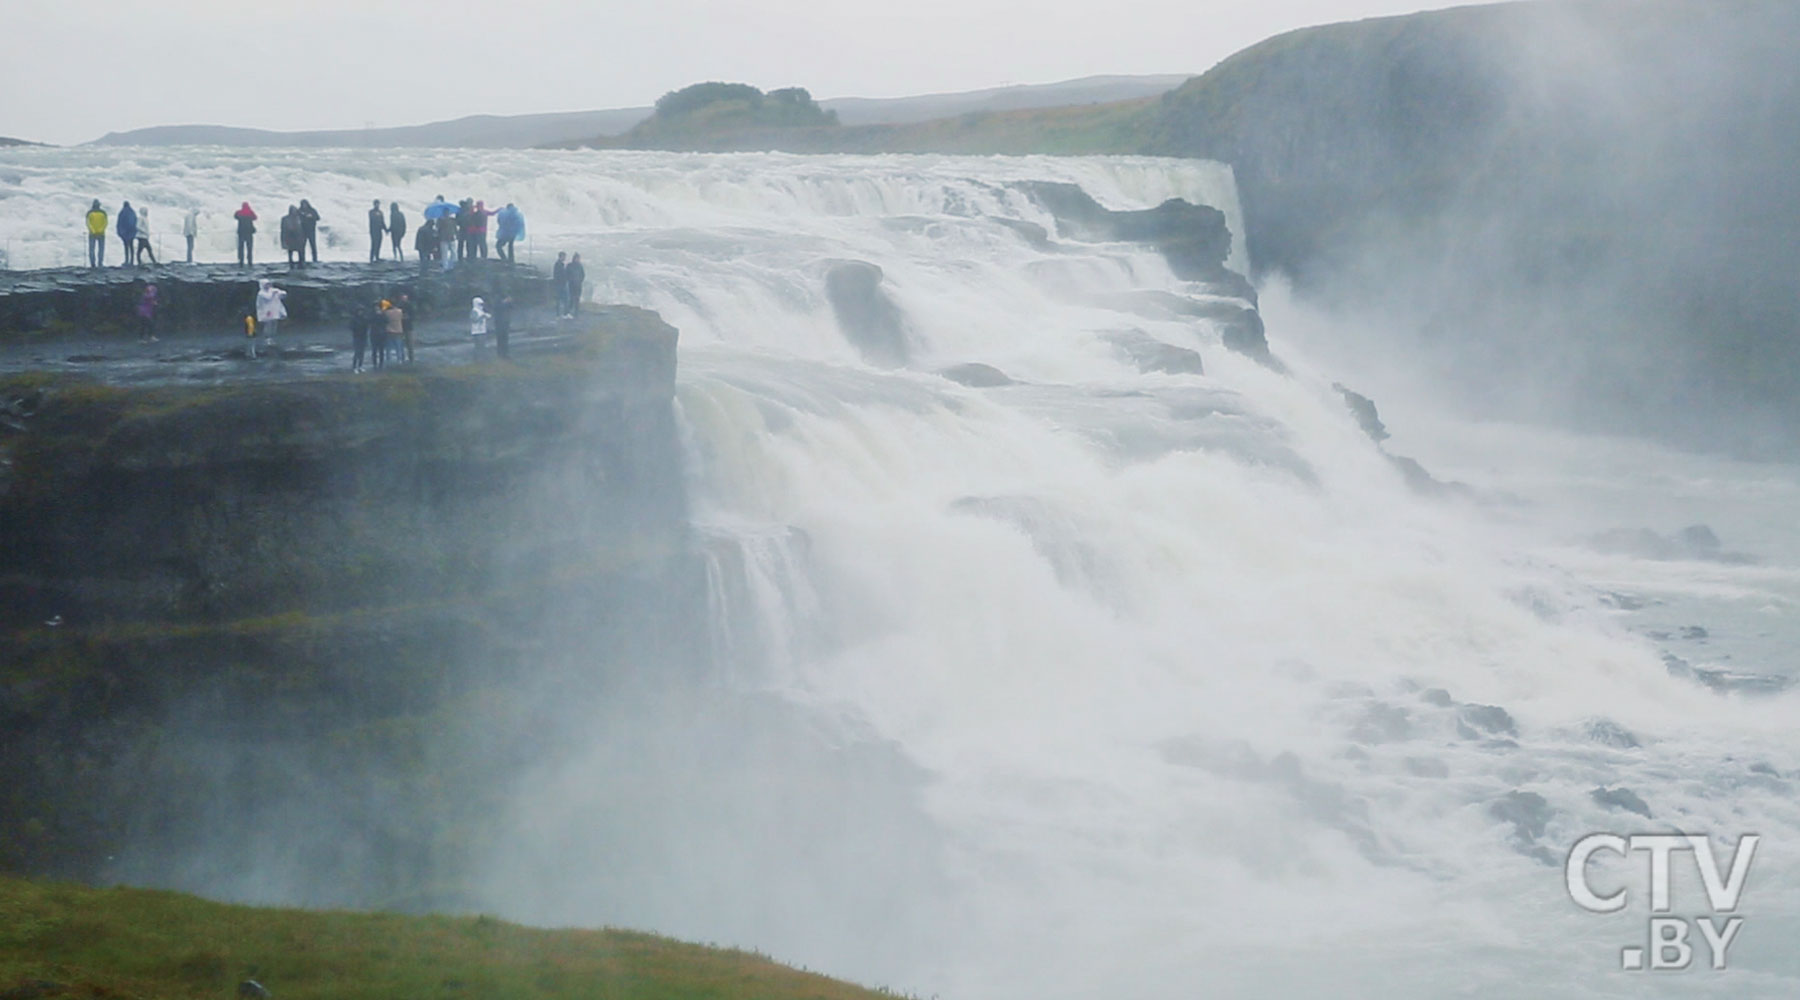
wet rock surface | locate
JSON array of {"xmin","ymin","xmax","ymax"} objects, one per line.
[
  {"xmin": 0, "ymin": 260, "xmax": 551, "ymax": 341},
  {"xmin": 1017, "ymin": 181, "xmax": 1244, "ymax": 291},
  {"xmin": 824, "ymin": 260, "xmax": 910, "ymax": 367}
]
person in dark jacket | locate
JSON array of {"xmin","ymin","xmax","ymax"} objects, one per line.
[
  {"xmin": 415, "ymin": 219, "xmax": 435, "ymax": 271},
  {"xmin": 349, "ymin": 302, "xmax": 371, "ymax": 372},
  {"xmin": 564, "ymin": 254, "xmax": 585, "ymax": 317},
  {"xmin": 280, "ymin": 206, "xmax": 302, "ymax": 266},
  {"xmin": 298, "ymin": 200, "xmax": 322, "ymax": 263},
  {"xmin": 234, "ymin": 202, "xmax": 257, "ymax": 265},
  {"xmin": 457, "ymin": 200, "xmax": 476, "ymax": 259},
  {"xmin": 551, "ymin": 251, "xmax": 567, "ymax": 317},
  {"xmin": 440, "ymin": 205, "xmax": 459, "ymax": 267},
  {"xmin": 388, "ymin": 202, "xmax": 407, "ymax": 261},
  {"xmin": 367, "ymin": 199, "xmax": 386, "ymax": 262},
  {"xmin": 117, "ymin": 201, "xmax": 138, "ymax": 266},
  {"xmin": 491, "ymin": 292, "xmax": 514, "ymax": 358}
]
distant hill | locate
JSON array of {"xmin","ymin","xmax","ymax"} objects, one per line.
[
  {"xmin": 0, "ymin": 136, "xmax": 45, "ymax": 147},
  {"xmin": 612, "ymin": 83, "xmax": 840, "ymax": 147},
  {"xmin": 564, "ymin": 95, "xmax": 1161, "ymax": 156},
  {"xmin": 89, "ymin": 108, "xmax": 653, "ymax": 149},
  {"xmin": 563, "ymin": 75, "xmax": 1173, "ymax": 155},
  {"xmin": 822, "ymin": 74, "xmax": 1188, "ymax": 125},
  {"xmin": 87, "ymin": 75, "xmax": 1188, "ymax": 149}
]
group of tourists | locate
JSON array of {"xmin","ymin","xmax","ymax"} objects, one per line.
[
  {"xmin": 130, "ymin": 276, "xmax": 292, "ymax": 355},
  {"xmin": 345, "ymin": 294, "xmax": 416, "ymax": 371},
  {"xmin": 82, "ymin": 197, "xmax": 528, "ymax": 269},
  {"xmin": 234, "ymin": 280, "xmax": 525, "ymax": 370},
  {"xmin": 412, "ymin": 196, "xmax": 528, "ymax": 269},
  {"xmin": 550, "ymin": 252, "xmax": 586, "ymax": 318},
  {"xmin": 87, "ymin": 200, "xmax": 201, "ymax": 267}
]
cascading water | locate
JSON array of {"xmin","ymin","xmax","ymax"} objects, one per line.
[{"xmin": 3, "ymin": 148, "xmax": 1796, "ymax": 998}]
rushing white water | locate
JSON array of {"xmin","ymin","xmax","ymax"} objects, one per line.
[{"xmin": 4, "ymin": 148, "xmax": 1797, "ymax": 998}]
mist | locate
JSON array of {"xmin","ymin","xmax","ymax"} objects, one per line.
[{"xmin": 1152, "ymin": 0, "xmax": 1800, "ymax": 458}]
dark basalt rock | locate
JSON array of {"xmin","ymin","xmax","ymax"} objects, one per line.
[
  {"xmin": 0, "ymin": 303, "xmax": 701, "ymax": 889},
  {"xmin": 1017, "ymin": 181, "xmax": 1237, "ymax": 283},
  {"xmin": 0, "ymin": 260, "xmax": 551, "ymax": 339},
  {"xmin": 1662, "ymin": 652, "xmax": 1793, "ymax": 697},
  {"xmin": 1216, "ymin": 306, "xmax": 1274, "ymax": 366},
  {"xmin": 1335, "ymin": 383, "xmax": 1390, "ymax": 442},
  {"xmin": 1489, "ymin": 789, "xmax": 1557, "ymax": 864},
  {"xmin": 1584, "ymin": 718, "xmax": 1641, "ymax": 749},
  {"xmin": 1012, "ymin": 183, "xmax": 1278, "ymax": 368},
  {"xmin": 823, "ymin": 260, "xmax": 909, "ymax": 367},
  {"xmin": 1105, "ymin": 330, "xmax": 1204, "ymax": 375},
  {"xmin": 939, "ymin": 362, "xmax": 1014, "ymax": 387},
  {"xmin": 1591, "ymin": 786, "xmax": 1652, "ymax": 819},
  {"xmin": 1457, "ymin": 703, "xmax": 1518, "ymax": 739}
]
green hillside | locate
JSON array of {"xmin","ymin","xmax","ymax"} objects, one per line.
[{"xmin": 0, "ymin": 876, "xmax": 891, "ymax": 1000}]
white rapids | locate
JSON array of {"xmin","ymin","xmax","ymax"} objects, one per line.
[{"xmin": 3, "ymin": 147, "xmax": 1796, "ymax": 999}]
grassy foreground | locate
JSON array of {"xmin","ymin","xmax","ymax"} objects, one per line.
[{"xmin": 0, "ymin": 877, "xmax": 888, "ymax": 1000}]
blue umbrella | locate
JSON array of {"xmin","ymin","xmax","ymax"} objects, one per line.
[{"xmin": 423, "ymin": 200, "xmax": 455, "ymax": 221}]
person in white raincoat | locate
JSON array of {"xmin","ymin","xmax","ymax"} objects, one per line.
[
  {"xmin": 256, "ymin": 279, "xmax": 288, "ymax": 354},
  {"xmin": 183, "ymin": 208, "xmax": 200, "ymax": 263},
  {"xmin": 469, "ymin": 296, "xmax": 490, "ymax": 356}
]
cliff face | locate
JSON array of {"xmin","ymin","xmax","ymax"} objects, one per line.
[
  {"xmin": 0, "ymin": 261, "xmax": 550, "ymax": 341},
  {"xmin": 0, "ymin": 307, "xmax": 705, "ymax": 905},
  {"xmin": 1146, "ymin": 0, "xmax": 1800, "ymax": 454}
]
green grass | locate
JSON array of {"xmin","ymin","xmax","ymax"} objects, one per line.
[{"xmin": 0, "ymin": 876, "xmax": 893, "ymax": 1000}]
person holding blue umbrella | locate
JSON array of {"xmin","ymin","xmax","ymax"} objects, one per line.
[{"xmin": 494, "ymin": 203, "xmax": 525, "ymax": 263}]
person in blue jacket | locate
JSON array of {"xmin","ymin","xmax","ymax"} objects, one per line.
[
  {"xmin": 494, "ymin": 203, "xmax": 525, "ymax": 263},
  {"xmin": 117, "ymin": 201, "xmax": 139, "ymax": 266}
]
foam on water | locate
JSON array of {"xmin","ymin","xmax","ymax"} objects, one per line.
[{"xmin": 6, "ymin": 147, "xmax": 1796, "ymax": 998}]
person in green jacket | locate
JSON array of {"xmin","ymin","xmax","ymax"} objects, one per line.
[{"xmin": 85, "ymin": 200, "xmax": 107, "ymax": 267}]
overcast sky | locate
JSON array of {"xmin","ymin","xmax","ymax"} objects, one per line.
[{"xmin": 6, "ymin": 0, "xmax": 1462, "ymax": 145}]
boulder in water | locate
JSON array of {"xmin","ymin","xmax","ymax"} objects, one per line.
[
  {"xmin": 1590, "ymin": 786, "xmax": 1652, "ymax": 818},
  {"xmin": 1457, "ymin": 703, "xmax": 1518, "ymax": 739},
  {"xmin": 823, "ymin": 260, "xmax": 909, "ymax": 368},
  {"xmin": 1105, "ymin": 330, "xmax": 1204, "ymax": 375},
  {"xmin": 1583, "ymin": 718, "xmax": 1640, "ymax": 749},
  {"xmin": 939, "ymin": 362, "xmax": 1014, "ymax": 387},
  {"xmin": 1334, "ymin": 383, "xmax": 1389, "ymax": 442},
  {"xmin": 1489, "ymin": 790, "xmax": 1557, "ymax": 863}
]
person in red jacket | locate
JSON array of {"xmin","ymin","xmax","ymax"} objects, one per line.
[
  {"xmin": 233, "ymin": 202, "xmax": 258, "ymax": 266},
  {"xmin": 468, "ymin": 200, "xmax": 497, "ymax": 258}
]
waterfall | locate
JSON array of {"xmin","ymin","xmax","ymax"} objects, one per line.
[{"xmin": 4, "ymin": 146, "xmax": 1795, "ymax": 999}]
